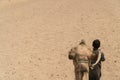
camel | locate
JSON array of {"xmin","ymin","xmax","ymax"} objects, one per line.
[{"xmin": 68, "ymin": 40, "xmax": 102, "ymax": 80}]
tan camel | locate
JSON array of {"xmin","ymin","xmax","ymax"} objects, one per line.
[{"xmin": 68, "ymin": 40, "xmax": 102, "ymax": 80}]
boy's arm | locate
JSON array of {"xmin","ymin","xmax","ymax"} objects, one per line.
[{"xmin": 92, "ymin": 52, "xmax": 101, "ymax": 67}]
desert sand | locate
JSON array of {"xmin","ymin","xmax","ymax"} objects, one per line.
[{"xmin": 0, "ymin": 0, "xmax": 120, "ymax": 80}]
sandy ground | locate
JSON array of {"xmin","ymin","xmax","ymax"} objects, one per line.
[{"xmin": 0, "ymin": 0, "xmax": 120, "ymax": 80}]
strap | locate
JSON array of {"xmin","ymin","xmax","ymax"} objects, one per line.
[{"xmin": 76, "ymin": 59, "xmax": 89, "ymax": 63}]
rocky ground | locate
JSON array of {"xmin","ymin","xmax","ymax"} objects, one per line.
[{"xmin": 0, "ymin": 0, "xmax": 120, "ymax": 80}]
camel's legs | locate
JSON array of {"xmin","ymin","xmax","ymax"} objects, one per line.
[
  {"xmin": 82, "ymin": 72, "xmax": 89, "ymax": 80},
  {"xmin": 75, "ymin": 71, "xmax": 83, "ymax": 80}
]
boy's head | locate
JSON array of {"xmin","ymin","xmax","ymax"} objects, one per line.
[{"xmin": 92, "ymin": 39, "xmax": 100, "ymax": 49}]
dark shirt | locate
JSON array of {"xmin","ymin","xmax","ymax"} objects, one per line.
[{"xmin": 92, "ymin": 49, "xmax": 105, "ymax": 64}]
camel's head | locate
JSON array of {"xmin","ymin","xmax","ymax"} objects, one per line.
[{"xmin": 68, "ymin": 47, "xmax": 77, "ymax": 60}]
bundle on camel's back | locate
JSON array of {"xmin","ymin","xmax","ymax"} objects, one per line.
[{"xmin": 68, "ymin": 40, "xmax": 101, "ymax": 80}]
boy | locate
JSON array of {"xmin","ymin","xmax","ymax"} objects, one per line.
[{"xmin": 89, "ymin": 39, "xmax": 105, "ymax": 80}]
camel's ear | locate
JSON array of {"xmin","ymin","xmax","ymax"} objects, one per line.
[{"xmin": 79, "ymin": 39, "xmax": 86, "ymax": 45}]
